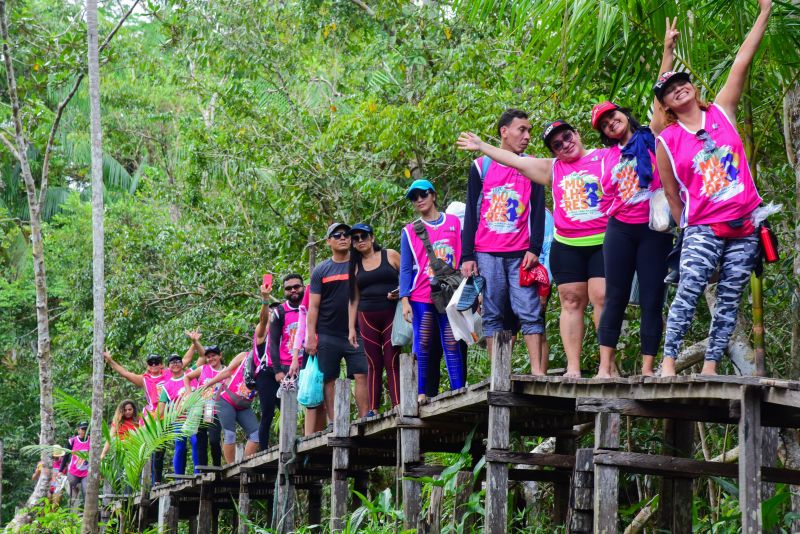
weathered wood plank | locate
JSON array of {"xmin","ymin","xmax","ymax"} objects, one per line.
[
  {"xmin": 593, "ymin": 413, "xmax": 620, "ymax": 534},
  {"xmin": 740, "ymin": 386, "xmax": 763, "ymax": 533},
  {"xmin": 484, "ymin": 449, "xmax": 575, "ymax": 469},
  {"xmin": 553, "ymin": 436, "xmax": 576, "ymax": 524},
  {"xmin": 237, "ymin": 470, "xmax": 250, "ymax": 534},
  {"xmin": 330, "ymin": 378, "xmax": 352, "ymax": 532},
  {"xmin": 486, "ymin": 331, "xmax": 513, "ymax": 534},
  {"xmin": 567, "ymin": 448, "xmax": 594, "ymax": 533},
  {"xmin": 197, "ymin": 483, "xmax": 213, "ymax": 534},
  {"xmin": 658, "ymin": 419, "xmax": 694, "ymax": 534},
  {"xmin": 399, "ymin": 352, "xmax": 421, "ymax": 530},
  {"xmin": 453, "ymin": 471, "xmax": 473, "ymax": 531}
]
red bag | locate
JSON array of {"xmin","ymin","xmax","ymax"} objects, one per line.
[
  {"xmin": 708, "ymin": 219, "xmax": 755, "ymax": 239},
  {"xmin": 520, "ymin": 264, "xmax": 551, "ymax": 298}
]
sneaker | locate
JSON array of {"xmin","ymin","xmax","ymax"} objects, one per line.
[{"xmin": 366, "ymin": 410, "xmax": 376, "ymax": 417}]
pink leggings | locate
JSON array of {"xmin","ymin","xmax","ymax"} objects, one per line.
[{"xmin": 358, "ymin": 308, "xmax": 400, "ymax": 411}]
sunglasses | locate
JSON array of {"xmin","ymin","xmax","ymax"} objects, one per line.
[
  {"xmin": 550, "ymin": 131, "xmax": 575, "ymax": 152},
  {"xmin": 329, "ymin": 231, "xmax": 349, "ymax": 240},
  {"xmin": 147, "ymin": 361, "xmax": 162, "ymax": 366},
  {"xmin": 284, "ymin": 284, "xmax": 303, "ymax": 292},
  {"xmin": 408, "ymin": 189, "xmax": 431, "ymax": 202},
  {"xmin": 696, "ymin": 129, "xmax": 717, "ymax": 153},
  {"xmin": 351, "ymin": 233, "xmax": 371, "ymax": 243}
]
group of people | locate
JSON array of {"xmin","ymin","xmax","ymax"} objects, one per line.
[{"xmin": 55, "ymin": 2, "xmax": 774, "ymax": 491}]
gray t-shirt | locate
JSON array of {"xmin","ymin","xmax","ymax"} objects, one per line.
[{"xmin": 309, "ymin": 258, "xmax": 350, "ymax": 337}]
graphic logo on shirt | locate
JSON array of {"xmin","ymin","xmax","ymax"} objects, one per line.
[
  {"xmin": 692, "ymin": 145, "xmax": 744, "ymax": 202},
  {"xmin": 235, "ymin": 382, "xmax": 256, "ymax": 400},
  {"xmin": 610, "ymin": 158, "xmax": 650, "ymax": 205},
  {"xmin": 284, "ymin": 320, "xmax": 299, "ymax": 352},
  {"xmin": 558, "ymin": 171, "xmax": 603, "ymax": 221},
  {"xmin": 483, "ymin": 184, "xmax": 524, "ymax": 233},
  {"xmin": 425, "ymin": 240, "xmax": 456, "ymax": 279}
]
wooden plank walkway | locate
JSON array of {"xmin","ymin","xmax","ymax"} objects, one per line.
[{"xmin": 129, "ymin": 334, "xmax": 800, "ymax": 533}]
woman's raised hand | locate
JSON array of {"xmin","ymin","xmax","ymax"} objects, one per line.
[
  {"xmin": 664, "ymin": 17, "xmax": 679, "ymax": 52},
  {"xmin": 457, "ymin": 132, "xmax": 483, "ymax": 152}
]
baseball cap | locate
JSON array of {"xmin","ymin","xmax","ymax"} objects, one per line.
[
  {"xmin": 167, "ymin": 353, "xmax": 182, "ymax": 364},
  {"xmin": 591, "ymin": 101, "xmax": 619, "ymax": 130},
  {"xmin": 405, "ymin": 179, "xmax": 436, "ymax": 199},
  {"xmin": 77, "ymin": 422, "xmax": 89, "ymax": 429},
  {"xmin": 325, "ymin": 222, "xmax": 351, "ymax": 238},
  {"xmin": 146, "ymin": 354, "xmax": 163, "ymax": 365},
  {"xmin": 204, "ymin": 345, "xmax": 221, "ymax": 355},
  {"xmin": 653, "ymin": 71, "xmax": 691, "ymax": 101},
  {"xmin": 348, "ymin": 223, "xmax": 373, "ymax": 235},
  {"xmin": 541, "ymin": 120, "xmax": 575, "ymax": 150}
]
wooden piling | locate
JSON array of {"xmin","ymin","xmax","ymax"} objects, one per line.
[
  {"xmin": 238, "ymin": 469, "xmax": 251, "ymax": 534},
  {"xmin": 553, "ymin": 436, "xmax": 576, "ymax": 523},
  {"xmin": 485, "ymin": 331, "xmax": 512, "ymax": 534},
  {"xmin": 567, "ymin": 448, "xmax": 594, "ymax": 533},
  {"xmin": 593, "ymin": 412, "xmax": 620, "ymax": 534},
  {"xmin": 453, "ymin": 471, "xmax": 474, "ymax": 531},
  {"xmin": 330, "ymin": 378, "xmax": 352, "ymax": 532},
  {"xmin": 197, "ymin": 483, "xmax": 213, "ymax": 534},
  {"xmin": 137, "ymin": 458, "xmax": 153, "ymax": 532},
  {"xmin": 658, "ymin": 419, "xmax": 694, "ymax": 534},
  {"xmin": 308, "ymin": 482, "xmax": 322, "ymax": 529},
  {"xmin": 274, "ymin": 387, "xmax": 298, "ymax": 533},
  {"xmin": 740, "ymin": 386, "xmax": 763, "ymax": 532},
  {"xmin": 399, "ymin": 352, "xmax": 421, "ymax": 530}
]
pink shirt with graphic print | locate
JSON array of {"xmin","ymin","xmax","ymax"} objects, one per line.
[{"xmin": 402, "ymin": 214, "xmax": 462, "ymax": 303}]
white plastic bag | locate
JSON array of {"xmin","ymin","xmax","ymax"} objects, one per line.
[
  {"xmin": 446, "ymin": 279, "xmax": 483, "ymax": 345},
  {"xmin": 649, "ymin": 189, "xmax": 671, "ymax": 232},
  {"xmin": 390, "ymin": 302, "xmax": 412, "ymax": 347}
]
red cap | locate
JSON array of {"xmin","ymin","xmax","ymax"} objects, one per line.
[{"xmin": 591, "ymin": 101, "xmax": 619, "ymax": 130}]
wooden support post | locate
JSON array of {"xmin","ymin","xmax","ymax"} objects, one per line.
[
  {"xmin": 658, "ymin": 419, "xmax": 694, "ymax": 534},
  {"xmin": 330, "ymin": 378, "xmax": 352, "ymax": 532},
  {"xmin": 567, "ymin": 448, "xmax": 594, "ymax": 533},
  {"xmin": 486, "ymin": 331, "xmax": 512, "ymax": 534},
  {"xmin": 238, "ymin": 470, "xmax": 251, "ymax": 534},
  {"xmin": 552, "ymin": 436, "xmax": 576, "ymax": 524},
  {"xmin": 740, "ymin": 386, "xmax": 763, "ymax": 532},
  {"xmin": 417, "ymin": 484, "xmax": 443, "ymax": 534},
  {"xmin": 399, "ymin": 352, "xmax": 421, "ymax": 530},
  {"xmin": 157, "ymin": 495, "xmax": 179, "ymax": 534},
  {"xmin": 308, "ymin": 483, "xmax": 322, "ymax": 530},
  {"xmin": 351, "ymin": 471, "xmax": 369, "ymax": 512},
  {"xmin": 197, "ymin": 484, "xmax": 213, "ymax": 534},
  {"xmin": 137, "ymin": 458, "xmax": 153, "ymax": 531},
  {"xmin": 453, "ymin": 471, "xmax": 474, "ymax": 531},
  {"xmin": 593, "ymin": 413, "xmax": 620, "ymax": 534},
  {"xmin": 274, "ymin": 387, "xmax": 298, "ymax": 533}
]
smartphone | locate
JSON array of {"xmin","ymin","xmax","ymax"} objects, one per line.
[{"xmin": 263, "ymin": 273, "xmax": 273, "ymax": 288}]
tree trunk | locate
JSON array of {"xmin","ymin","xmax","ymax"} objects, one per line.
[
  {"xmin": 82, "ymin": 0, "xmax": 106, "ymax": 531},
  {"xmin": 0, "ymin": 2, "xmax": 56, "ymax": 528}
]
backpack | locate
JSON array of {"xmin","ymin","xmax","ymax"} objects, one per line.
[
  {"xmin": 412, "ymin": 219, "xmax": 463, "ymax": 314},
  {"xmin": 243, "ymin": 331, "xmax": 260, "ymax": 390}
]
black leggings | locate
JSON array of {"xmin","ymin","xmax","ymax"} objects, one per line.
[
  {"xmin": 598, "ymin": 217, "xmax": 673, "ymax": 355},
  {"xmin": 195, "ymin": 417, "xmax": 222, "ymax": 467},
  {"xmin": 256, "ymin": 367, "xmax": 280, "ymax": 450}
]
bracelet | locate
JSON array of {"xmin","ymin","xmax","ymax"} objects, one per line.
[{"xmin": 261, "ymin": 299, "xmax": 270, "ymax": 305}]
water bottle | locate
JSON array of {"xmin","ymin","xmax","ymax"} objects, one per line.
[
  {"xmin": 759, "ymin": 224, "xmax": 778, "ymax": 263},
  {"xmin": 203, "ymin": 398, "xmax": 214, "ymax": 423}
]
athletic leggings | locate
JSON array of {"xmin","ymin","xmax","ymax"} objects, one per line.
[
  {"xmin": 410, "ymin": 301, "xmax": 465, "ymax": 394},
  {"xmin": 664, "ymin": 225, "xmax": 759, "ymax": 362},
  {"xmin": 195, "ymin": 417, "xmax": 222, "ymax": 466},
  {"xmin": 173, "ymin": 433, "xmax": 198, "ymax": 475},
  {"xmin": 598, "ymin": 218, "xmax": 673, "ymax": 355},
  {"xmin": 256, "ymin": 367, "xmax": 280, "ymax": 450},
  {"xmin": 358, "ymin": 308, "xmax": 401, "ymax": 410}
]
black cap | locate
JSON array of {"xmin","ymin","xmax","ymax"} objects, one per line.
[
  {"xmin": 325, "ymin": 222, "xmax": 351, "ymax": 238},
  {"xmin": 77, "ymin": 422, "xmax": 89, "ymax": 429},
  {"xmin": 541, "ymin": 120, "xmax": 575, "ymax": 150},
  {"xmin": 204, "ymin": 345, "xmax": 220, "ymax": 355},
  {"xmin": 146, "ymin": 354, "xmax": 163, "ymax": 365},
  {"xmin": 167, "ymin": 353, "xmax": 182, "ymax": 363},
  {"xmin": 653, "ymin": 71, "xmax": 691, "ymax": 101},
  {"xmin": 348, "ymin": 223, "xmax": 373, "ymax": 235}
]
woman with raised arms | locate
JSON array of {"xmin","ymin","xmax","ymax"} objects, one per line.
[{"xmin": 655, "ymin": 0, "xmax": 772, "ymax": 376}]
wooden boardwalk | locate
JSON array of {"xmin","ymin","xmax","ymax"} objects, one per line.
[{"xmin": 129, "ymin": 333, "xmax": 800, "ymax": 533}]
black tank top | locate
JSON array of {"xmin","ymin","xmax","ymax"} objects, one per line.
[{"xmin": 356, "ymin": 249, "xmax": 398, "ymax": 312}]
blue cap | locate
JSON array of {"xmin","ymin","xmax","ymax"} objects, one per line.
[
  {"xmin": 348, "ymin": 223, "xmax": 373, "ymax": 235},
  {"xmin": 405, "ymin": 179, "xmax": 436, "ymax": 199}
]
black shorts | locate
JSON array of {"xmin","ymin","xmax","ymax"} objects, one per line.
[
  {"xmin": 316, "ymin": 334, "xmax": 368, "ymax": 380},
  {"xmin": 550, "ymin": 241, "xmax": 605, "ymax": 285}
]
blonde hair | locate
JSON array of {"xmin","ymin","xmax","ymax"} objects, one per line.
[
  {"xmin": 112, "ymin": 399, "xmax": 137, "ymax": 429},
  {"xmin": 663, "ymin": 90, "xmax": 709, "ymax": 126}
]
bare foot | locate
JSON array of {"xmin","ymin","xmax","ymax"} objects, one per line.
[
  {"xmin": 563, "ymin": 369, "xmax": 582, "ymax": 378},
  {"xmin": 641, "ymin": 369, "xmax": 655, "ymax": 377},
  {"xmin": 661, "ymin": 357, "xmax": 677, "ymax": 377},
  {"xmin": 417, "ymin": 394, "xmax": 427, "ymax": 404},
  {"xmin": 609, "ymin": 362, "xmax": 621, "ymax": 378},
  {"xmin": 700, "ymin": 361, "xmax": 718, "ymax": 375},
  {"xmin": 594, "ymin": 371, "xmax": 612, "ymax": 379}
]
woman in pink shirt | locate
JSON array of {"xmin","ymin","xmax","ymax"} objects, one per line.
[
  {"xmin": 655, "ymin": 0, "xmax": 771, "ymax": 376},
  {"xmin": 457, "ymin": 125, "xmax": 607, "ymax": 378}
]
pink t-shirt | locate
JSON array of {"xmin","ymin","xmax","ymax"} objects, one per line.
[
  {"xmin": 657, "ymin": 103, "xmax": 762, "ymax": 227},
  {"xmin": 198, "ymin": 364, "xmax": 222, "ymax": 387},
  {"xmin": 402, "ymin": 214, "xmax": 462, "ymax": 303},
  {"xmin": 474, "ymin": 156, "xmax": 532, "ymax": 253},
  {"xmin": 141, "ymin": 369, "xmax": 171, "ymax": 415},
  {"xmin": 274, "ymin": 302, "xmax": 301, "ymax": 367},
  {"xmin": 221, "ymin": 358, "xmax": 256, "ymax": 408},
  {"xmin": 161, "ymin": 375, "xmax": 188, "ymax": 403},
  {"xmin": 601, "ymin": 144, "xmax": 661, "ymax": 224},
  {"xmin": 551, "ymin": 149, "xmax": 609, "ymax": 242},
  {"xmin": 67, "ymin": 436, "xmax": 90, "ymax": 478}
]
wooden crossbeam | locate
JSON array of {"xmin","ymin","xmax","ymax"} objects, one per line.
[{"xmin": 484, "ymin": 450, "xmax": 575, "ymax": 469}]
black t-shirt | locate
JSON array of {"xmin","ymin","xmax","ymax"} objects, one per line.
[{"xmin": 310, "ymin": 258, "xmax": 350, "ymax": 337}]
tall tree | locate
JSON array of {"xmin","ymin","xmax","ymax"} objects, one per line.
[{"xmin": 82, "ymin": 0, "xmax": 106, "ymax": 530}]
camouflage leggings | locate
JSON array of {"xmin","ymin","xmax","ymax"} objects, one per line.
[{"xmin": 664, "ymin": 225, "xmax": 759, "ymax": 362}]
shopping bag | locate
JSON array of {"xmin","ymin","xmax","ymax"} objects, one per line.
[
  {"xmin": 446, "ymin": 279, "xmax": 482, "ymax": 345},
  {"xmin": 649, "ymin": 189, "xmax": 672, "ymax": 232},
  {"xmin": 297, "ymin": 355, "xmax": 324, "ymax": 408},
  {"xmin": 391, "ymin": 302, "xmax": 413, "ymax": 347}
]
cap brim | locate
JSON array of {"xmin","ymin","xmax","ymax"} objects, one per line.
[
  {"xmin": 543, "ymin": 124, "xmax": 573, "ymax": 148},
  {"xmin": 656, "ymin": 73, "xmax": 691, "ymax": 99}
]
